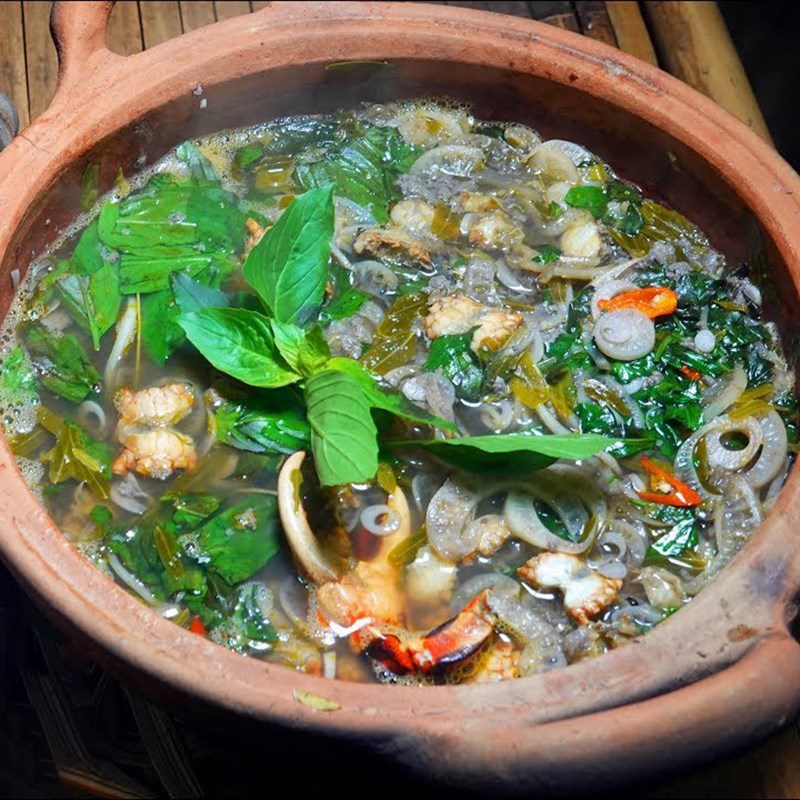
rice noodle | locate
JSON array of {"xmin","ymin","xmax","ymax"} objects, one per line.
[{"xmin": 110, "ymin": 473, "xmax": 151, "ymax": 514}]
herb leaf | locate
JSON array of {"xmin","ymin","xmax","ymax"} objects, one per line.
[
  {"xmin": 270, "ymin": 320, "xmax": 331, "ymax": 377},
  {"xmin": 213, "ymin": 396, "xmax": 311, "ymax": 454},
  {"xmin": 141, "ymin": 289, "xmax": 185, "ymax": 365},
  {"xmin": 171, "ymin": 272, "xmax": 228, "ymax": 315},
  {"xmin": 361, "ymin": 292, "xmax": 426, "ymax": 375},
  {"xmin": 326, "ymin": 357, "xmax": 458, "ymax": 433},
  {"xmin": 243, "ymin": 184, "xmax": 334, "ymax": 325},
  {"xmin": 294, "ymin": 125, "xmax": 419, "ymax": 223},
  {"xmin": 424, "ymin": 332, "xmax": 484, "ymax": 401},
  {"xmin": 0, "ymin": 345, "xmax": 39, "ymax": 405},
  {"xmin": 42, "ymin": 417, "xmax": 111, "ymax": 498},
  {"xmin": 395, "ymin": 432, "xmax": 618, "ymax": 474},
  {"xmin": 24, "ymin": 323, "xmax": 101, "ymax": 403},
  {"xmin": 304, "ymin": 369, "xmax": 378, "ymax": 486},
  {"xmin": 187, "ymin": 496, "xmax": 280, "ymax": 584},
  {"xmin": 178, "ymin": 307, "xmax": 299, "ymax": 387},
  {"xmin": 56, "ymin": 264, "xmax": 121, "ymax": 351}
]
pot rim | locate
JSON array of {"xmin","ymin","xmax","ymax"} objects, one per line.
[{"xmin": 1, "ymin": 1, "xmax": 799, "ymax": 786}]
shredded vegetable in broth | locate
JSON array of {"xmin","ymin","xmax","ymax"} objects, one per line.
[{"xmin": 1, "ymin": 100, "xmax": 796, "ymax": 684}]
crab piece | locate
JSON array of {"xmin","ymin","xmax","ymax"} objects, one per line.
[
  {"xmin": 518, "ymin": 553, "xmax": 622, "ymax": 626},
  {"xmin": 464, "ymin": 640, "xmax": 520, "ymax": 683},
  {"xmin": 389, "ymin": 199, "xmax": 437, "ymax": 239},
  {"xmin": 245, "ymin": 217, "xmax": 266, "ymax": 255},
  {"xmin": 464, "ymin": 211, "xmax": 524, "ymax": 250},
  {"xmin": 471, "ymin": 309, "xmax": 523, "ymax": 353},
  {"xmin": 406, "ymin": 545, "xmax": 457, "ymax": 605},
  {"xmin": 354, "ymin": 228, "xmax": 433, "ymax": 265},
  {"xmin": 115, "ymin": 383, "xmax": 194, "ymax": 428},
  {"xmin": 474, "ymin": 514, "xmax": 512, "ymax": 557},
  {"xmin": 112, "ymin": 429, "xmax": 197, "ymax": 479},
  {"xmin": 423, "ymin": 295, "xmax": 522, "ymax": 354},
  {"xmin": 277, "ymin": 453, "xmax": 499, "ymax": 676},
  {"xmin": 367, "ymin": 589, "xmax": 497, "ymax": 674},
  {"xmin": 316, "ymin": 558, "xmax": 406, "ymax": 653},
  {"xmin": 457, "ymin": 191, "xmax": 502, "ymax": 214}
]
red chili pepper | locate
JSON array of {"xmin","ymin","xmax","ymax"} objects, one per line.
[
  {"xmin": 598, "ymin": 286, "xmax": 678, "ymax": 319},
  {"xmin": 637, "ymin": 455, "xmax": 701, "ymax": 507},
  {"xmin": 189, "ymin": 617, "xmax": 207, "ymax": 636},
  {"xmin": 680, "ymin": 365, "xmax": 703, "ymax": 382}
]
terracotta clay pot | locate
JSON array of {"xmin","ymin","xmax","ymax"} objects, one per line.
[{"xmin": 1, "ymin": 2, "xmax": 799, "ymax": 792}]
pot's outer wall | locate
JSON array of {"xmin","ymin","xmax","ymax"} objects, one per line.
[{"xmin": 0, "ymin": 1, "xmax": 800, "ymax": 791}]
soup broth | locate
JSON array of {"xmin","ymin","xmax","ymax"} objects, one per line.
[{"xmin": 1, "ymin": 101, "xmax": 796, "ymax": 685}]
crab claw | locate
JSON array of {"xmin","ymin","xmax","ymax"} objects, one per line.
[
  {"xmin": 366, "ymin": 590, "xmax": 496, "ymax": 675},
  {"xmin": 277, "ymin": 451, "xmax": 339, "ymax": 585},
  {"xmin": 410, "ymin": 589, "xmax": 495, "ymax": 672}
]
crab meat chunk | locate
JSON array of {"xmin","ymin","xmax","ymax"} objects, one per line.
[
  {"xmin": 354, "ymin": 228, "xmax": 433, "ymax": 265},
  {"xmin": 465, "ymin": 640, "xmax": 520, "ymax": 683},
  {"xmin": 458, "ymin": 191, "xmax": 502, "ymax": 214},
  {"xmin": 389, "ymin": 199, "xmax": 437, "ymax": 239},
  {"xmin": 518, "ymin": 553, "xmax": 622, "ymax": 626},
  {"xmin": 245, "ymin": 217, "xmax": 266, "ymax": 255},
  {"xmin": 115, "ymin": 383, "xmax": 194, "ymax": 428},
  {"xmin": 113, "ymin": 429, "xmax": 198, "ymax": 479},
  {"xmin": 464, "ymin": 211, "xmax": 524, "ymax": 250},
  {"xmin": 423, "ymin": 295, "xmax": 522, "ymax": 354}
]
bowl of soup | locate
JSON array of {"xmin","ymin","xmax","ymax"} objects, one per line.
[{"xmin": 0, "ymin": 1, "xmax": 799, "ymax": 792}]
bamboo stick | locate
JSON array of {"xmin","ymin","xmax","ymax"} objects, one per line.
[
  {"xmin": 642, "ymin": 1, "xmax": 772, "ymax": 143},
  {"xmin": 605, "ymin": 1, "xmax": 658, "ymax": 66}
]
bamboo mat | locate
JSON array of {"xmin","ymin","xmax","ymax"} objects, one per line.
[{"xmin": 0, "ymin": 1, "xmax": 796, "ymax": 797}]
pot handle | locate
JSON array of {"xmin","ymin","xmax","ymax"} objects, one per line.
[{"xmin": 49, "ymin": 1, "xmax": 120, "ymax": 103}]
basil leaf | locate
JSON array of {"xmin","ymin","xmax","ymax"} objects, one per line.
[
  {"xmin": 184, "ymin": 495, "xmax": 279, "ymax": 584},
  {"xmin": 648, "ymin": 516, "xmax": 698, "ymax": 558},
  {"xmin": 98, "ymin": 174, "xmax": 245, "ymax": 294},
  {"xmin": 24, "ymin": 323, "xmax": 101, "ymax": 403},
  {"xmin": 0, "ymin": 345, "xmax": 38, "ymax": 405},
  {"xmin": 141, "ymin": 289, "xmax": 185, "ymax": 365},
  {"xmin": 319, "ymin": 287, "xmax": 369, "ymax": 325},
  {"xmin": 305, "ymin": 369, "xmax": 378, "ymax": 486},
  {"xmin": 326, "ymin": 356, "xmax": 458, "ymax": 433},
  {"xmin": 533, "ymin": 244, "xmax": 561, "ymax": 265},
  {"xmin": 178, "ymin": 307, "xmax": 299, "ymax": 387},
  {"xmin": 171, "ymin": 272, "xmax": 228, "ymax": 315},
  {"xmin": 294, "ymin": 125, "xmax": 419, "ymax": 223},
  {"xmin": 424, "ymin": 332, "xmax": 484, "ymax": 401},
  {"xmin": 232, "ymin": 582, "xmax": 279, "ymax": 643},
  {"xmin": 71, "ymin": 222, "xmax": 106, "ymax": 275},
  {"xmin": 243, "ymin": 185, "xmax": 334, "ymax": 325},
  {"xmin": 270, "ymin": 320, "xmax": 331, "ymax": 377},
  {"xmin": 41, "ymin": 418, "xmax": 111, "ymax": 498},
  {"xmin": 56, "ymin": 264, "xmax": 121, "ymax": 351},
  {"xmin": 361, "ymin": 292, "xmax": 426, "ymax": 375},
  {"xmin": 213, "ymin": 398, "xmax": 311, "ymax": 454},
  {"xmin": 176, "ymin": 141, "xmax": 218, "ymax": 181},
  {"xmin": 394, "ymin": 433, "xmax": 619, "ymax": 474}
]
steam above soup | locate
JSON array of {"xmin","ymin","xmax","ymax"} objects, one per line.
[{"xmin": 0, "ymin": 101, "xmax": 795, "ymax": 684}]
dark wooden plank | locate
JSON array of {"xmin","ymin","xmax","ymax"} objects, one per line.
[
  {"xmin": 213, "ymin": 1, "xmax": 251, "ymax": 21},
  {"xmin": 574, "ymin": 1, "xmax": 618, "ymax": 47},
  {"xmin": 139, "ymin": 0, "xmax": 182, "ymax": 49},
  {"xmin": 107, "ymin": 1, "xmax": 144, "ymax": 57},
  {"xmin": 22, "ymin": 0, "xmax": 57, "ymax": 121},
  {"xmin": 0, "ymin": 1, "xmax": 30, "ymax": 128},
  {"xmin": 250, "ymin": 1, "xmax": 269, "ymax": 10},
  {"xmin": 445, "ymin": 1, "xmax": 533, "ymax": 16},
  {"xmin": 179, "ymin": 0, "xmax": 216, "ymax": 32},
  {"xmin": 527, "ymin": 1, "xmax": 581, "ymax": 32},
  {"xmin": 605, "ymin": 1, "xmax": 658, "ymax": 66}
]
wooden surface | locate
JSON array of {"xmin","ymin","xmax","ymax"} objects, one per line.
[{"xmin": 0, "ymin": 1, "xmax": 794, "ymax": 797}]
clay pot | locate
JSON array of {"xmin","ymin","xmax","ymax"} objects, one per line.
[{"xmin": 0, "ymin": 2, "xmax": 799, "ymax": 792}]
